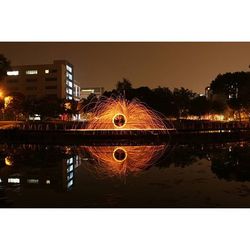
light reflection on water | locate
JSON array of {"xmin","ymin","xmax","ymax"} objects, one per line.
[{"xmin": 1, "ymin": 142, "xmax": 250, "ymax": 207}]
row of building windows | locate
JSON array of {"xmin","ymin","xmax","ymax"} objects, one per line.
[{"xmin": 7, "ymin": 69, "xmax": 57, "ymax": 76}]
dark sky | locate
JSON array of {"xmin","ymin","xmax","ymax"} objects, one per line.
[{"xmin": 1, "ymin": 42, "xmax": 250, "ymax": 93}]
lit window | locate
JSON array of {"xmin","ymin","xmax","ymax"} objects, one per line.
[
  {"xmin": 66, "ymin": 88, "xmax": 73, "ymax": 95},
  {"xmin": 67, "ymin": 172, "xmax": 74, "ymax": 181},
  {"xmin": 26, "ymin": 70, "xmax": 38, "ymax": 75},
  {"xmin": 45, "ymin": 69, "xmax": 49, "ymax": 74},
  {"xmin": 66, "ymin": 65, "xmax": 72, "ymax": 73},
  {"xmin": 66, "ymin": 80, "xmax": 73, "ymax": 87},
  {"xmin": 66, "ymin": 72, "xmax": 72, "ymax": 80},
  {"xmin": 67, "ymin": 179, "xmax": 73, "ymax": 189},
  {"xmin": 67, "ymin": 164, "xmax": 74, "ymax": 173},
  {"xmin": 46, "ymin": 180, "xmax": 50, "ymax": 184},
  {"xmin": 8, "ymin": 178, "xmax": 20, "ymax": 184},
  {"xmin": 27, "ymin": 179, "xmax": 39, "ymax": 184},
  {"xmin": 7, "ymin": 70, "xmax": 19, "ymax": 76},
  {"xmin": 67, "ymin": 157, "xmax": 73, "ymax": 165}
]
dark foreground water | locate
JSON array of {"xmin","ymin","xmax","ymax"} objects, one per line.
[{"xmin": 1, "ymin": 141, "xmax": 250, "ymax": 208}]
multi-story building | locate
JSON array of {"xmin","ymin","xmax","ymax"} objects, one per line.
[
  {"xmin": 80, "ymin": 87, "xmax": 104, "ymax": 100},
  {"xmin": 73, "ymin": 80, "xmax": 81, "ymax": 101},
  {"xmin": 2, "ymin": 60, "xmax": 80, "ymax": 100}
]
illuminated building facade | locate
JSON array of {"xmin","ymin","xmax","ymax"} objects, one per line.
[
  {"xmin": 80, "ymin": 87, "xmax": 104, "ymax": 100},
  {"xmin": 2, "ymin": 60, "xmax": 80, "ymax": 100}
]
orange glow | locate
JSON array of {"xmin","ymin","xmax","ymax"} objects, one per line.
[
  {"xmin": 85, "ymin": 97, "xmax": 167, "ymax": 131},
  {"xmin": 84, "ymin": 145, "xmax": 167, "ymax": 177},
  {"xmin": 4, "ymin": 96, "xmax": 13, "ymax": 108},
  {"xmin": 5, "ymin": 156, "xmax": 13, "ymax": 166}
]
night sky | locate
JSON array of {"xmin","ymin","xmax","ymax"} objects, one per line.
[{"xmin": 1, "ymin": 42, "xmax": 250, "ymax": 93}]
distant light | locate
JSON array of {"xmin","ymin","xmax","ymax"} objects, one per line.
[
  {"xmin": 29, "ymin": 114, "xmax": 41, "ymax": 121},
  {"xmin": 8, "ymin": 178, "xmax": 20, "ymax": 184},
  {"xmin": 46, "ymin": 180, "xmax": 50, "ymax": 184},
  {"xmin": 26, "ymin": 70, "xmax": 38, "ymax": 75},
  {"xmin": 45, "ymin": 69, "xmax": 49, "ymax": 74},
  {"xmin": 4, "ymin": 96, "xmax": 13, "ymax": 109},
  {"xmin": 82, "ymin": 89, "xmax": 95, "ymax": 93},
  {"xmin": 7, "ymin": 70, "xmax": 19, "ymax": 76},
  {"xmin": 5, "ymin": 156, "xmax": 13, "ymax": 166},
  {"xmin": 0, "ymin": 178, "xmax": 2, "ymax": 183},
  {"xmin": 27, "ymin": 179, "xmax": 39, "ymax": 184}
]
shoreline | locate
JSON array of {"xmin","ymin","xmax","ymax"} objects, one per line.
[{"xmin": 0, "ymin": 128, "xmax": 250, "ymax": 145}]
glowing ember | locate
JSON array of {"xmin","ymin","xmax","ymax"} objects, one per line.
[
  {"xmin": 85, "ymin": 97, "xmax": 167, "ymax": 131},
  {"xmin": 84, "ymin": 145, "xmax": 167, "ymax": 177}
]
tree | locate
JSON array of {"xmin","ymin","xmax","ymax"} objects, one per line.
[
  {"xmin": 152, "ymin": 87, "xmax": 175, "ymax": 117},
  {"xmin": 36, "ymin": 96, "xmax": 62, "ymax": 120},
  {"xmin": 173, "ymin": 88, "xmax": 195, "ymax": 118},
  {"xmin": 209, "ymin": 71, "xmax": 250, "ymax": 118},
  {"xmin": 0, "ymin": 54, "xmax": 11, "ymax": 81},
  {"xmin": 4, "ymin": 92, "xmax": 26, "ymax": 120},
  {"xmin": 116, "ymin": 78, "xmax": 132, "ymax": 96},
  {"xmin": 189, "ymin": 96, "xmax": 211, "ymax": 118}
]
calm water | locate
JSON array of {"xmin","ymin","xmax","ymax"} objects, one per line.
[{"xmin": 1, "ymin": 141, "xmax": 250, "ymax": 207}]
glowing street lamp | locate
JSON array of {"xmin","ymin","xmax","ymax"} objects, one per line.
[{"xmin": 4, "ymin": 96, "xmax": 13, "ymax": 108}]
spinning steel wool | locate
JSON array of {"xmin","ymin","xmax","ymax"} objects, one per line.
[{"xmin": 85, "ymin": 97, "xmax": 167, "ymax": 131}]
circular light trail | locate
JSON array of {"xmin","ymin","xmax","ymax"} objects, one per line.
[
  {"xmin": 112, "ymin": 113, "xmax": 127, "ymax": 128},
  {"xmin": 113, "ymin": 147, "xmax": 127, "ymax": 162}
]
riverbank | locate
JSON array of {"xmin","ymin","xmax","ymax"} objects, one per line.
[
  {"xmin": 0, "ymin": 128, "xmax": 250, "ymax": 145},
  {"xmin": 0, "ymin": 120, "xmax": 250, "ymax": 145}
]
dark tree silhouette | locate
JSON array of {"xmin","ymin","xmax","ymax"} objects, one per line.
[
  {"xmin": 189, "ymin": 96, "xmax": 211, "ymax": 118},
  {"xmin": 0, "ymin": 54, "xmax": 11, "ymax": 81},
  {"xmin": 116, "ymin": 78, "xmax": 132, "ymax": 96}
]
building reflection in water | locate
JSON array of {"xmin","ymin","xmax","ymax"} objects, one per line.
[
  {"xmin": 83, "ymin": 144, "xmax": 168, "ymax": 177},
  {"xmin": 0, "ymin": 145, "xmax": 81, "ymax": 193}
]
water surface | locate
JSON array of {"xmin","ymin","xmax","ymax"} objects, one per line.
[{"xmin": 1, "ymin": 142, "xmax": 250, "ymax": 207}]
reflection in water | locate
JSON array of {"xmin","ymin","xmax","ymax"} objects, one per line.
[
  {"xmin": 5, "ymin": 156, "xmax": 13, "ymax": 166},
  {"xmin": 84, "ymin": 145, "xmax": 167, "ymax": 177},
  {"xmin": 2, "ymin": 142, "xmax": 250, "ymax": 207},
  {"xmin": 0, "ymin": 145, "xmax": 81, "ymax": 197},
  {"xmin": 210, "ymin": 142, "xmax": 250, "ymax": 182}
]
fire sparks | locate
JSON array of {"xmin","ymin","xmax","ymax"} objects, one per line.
[
  {"xmin": 85, "ymin": 97, "xmax": 168, "ymax": 131},
  {"xmin": 84, "ymin": 144, "xmax": 167, "ymax": 177}
]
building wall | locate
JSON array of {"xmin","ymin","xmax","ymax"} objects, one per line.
[
  {"xmin": 80, "ymin": 87, "xmax": 104, "ymax": 100},
  {"xmin": 1, "ymin": 60, "xmax": 76, "ymax": 100}
]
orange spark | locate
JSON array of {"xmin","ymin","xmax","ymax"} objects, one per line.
[
  {"xmin": 85, "ymin": 97, "xmax": 168, "ymax": 131},
  {"xmin": 83, "ymin": 144, "xmax": 167, "ymax": 177}
]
